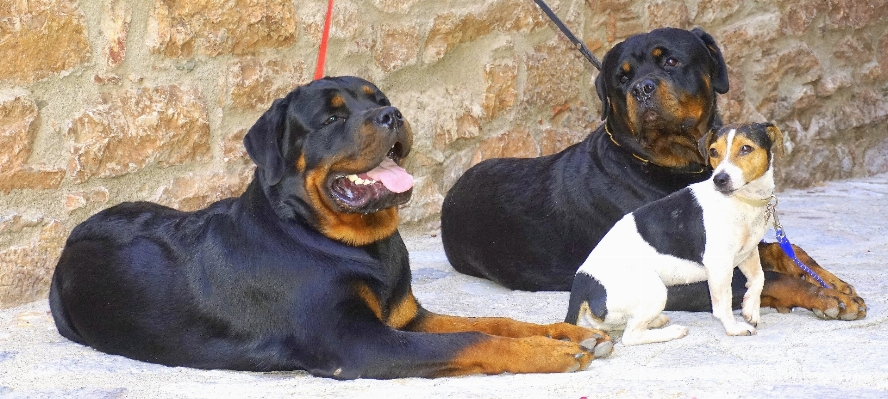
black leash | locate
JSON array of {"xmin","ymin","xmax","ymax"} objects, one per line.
[{"xmin": 532, "ymin": 0, "xmax": 601, "ymax": 71}]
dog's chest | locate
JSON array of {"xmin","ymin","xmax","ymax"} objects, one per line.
[{"xmin": 692, "ymin": 185, "xmax": 769, "ymax": 262}]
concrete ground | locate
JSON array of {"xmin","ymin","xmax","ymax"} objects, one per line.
[{"xmin": 1, "ymin": 173, "xmax": 886, "ymax": 398}]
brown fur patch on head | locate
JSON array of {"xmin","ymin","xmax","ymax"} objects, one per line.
[
  {"xmin": 729, "ymin": 134, "xmax": 770, "ymax": 183},
  {"xmin": 362, "ymin": 85, "xmax": 375, "ymax": 96},
  {"xmin": 331, "ymin": 95, "xmax": 345, "ymax": 108},
  {"xmin": 622, "ymin": 62, "xmax": 631, "ymax": 73},
  {"xmin": 652, "ymin": 48, "xmax": 663, "ymax": 58},
  {"xmin": 708, "ymin": 129, "xmax": 729, "ymax": 169}
]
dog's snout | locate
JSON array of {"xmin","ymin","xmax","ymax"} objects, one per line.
[
  {"xmin": 375, "ymin": 107, "xmax": 403, "ymax": 130},
  {"xmin": 632, "ymin": 79, "xmax": 657, "ymax": 101},
  {"xmin": 713, "ymin": 172, "xmax": 731, "ymax": 191}
]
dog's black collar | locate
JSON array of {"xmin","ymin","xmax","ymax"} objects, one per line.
[{"xmin": 604, "ymin": 122, "xmax": 708, "ymax": 175}]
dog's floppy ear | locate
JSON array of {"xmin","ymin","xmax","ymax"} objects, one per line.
[
  {"xmin": 595, "ymin": 70, "xmax": 610, "ymax": 121},
  {"xmin": 244, "ymin": 95, "xmax": 292, "ymax": 185},
  {"xmin": 697, "ymin": 128, "xmax": 716, "ymax": 166},
  {"xmin": 763, "ymin": 122, "xmax": 785, "ymax": 157},
  {"xmin": 691, "ymin": 28, "xmax": 729, "ymax": 95},
  {"xmin": 595, "ymin": 41, "xmax": 622, "ymax": 121}
]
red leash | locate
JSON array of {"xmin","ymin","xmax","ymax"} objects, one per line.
[{"xmin": 313, "ymin": 0, "xmax": 335, "ymax": 80}]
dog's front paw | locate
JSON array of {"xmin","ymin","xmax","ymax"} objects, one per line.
[
  {"xmin": 742, "ymin": 308, "xmax": 760, "ymax": 327},
  {"xmin": 545, "ymin": 322, "xmax": 613, "ymax": 358},
  {"xmin": 723, "ymin": 321, "xmax": 756, "ymax": 336},
  {"xmin": 742, "ymin": 295, "xmax": 761, "ymax": 327}
]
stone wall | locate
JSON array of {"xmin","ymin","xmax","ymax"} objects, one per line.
[{"xmin": 1, "ymin": 0, "xmax": 886, "ymax": 308}]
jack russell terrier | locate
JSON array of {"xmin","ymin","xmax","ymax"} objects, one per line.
[{"xmin": 565, "ymin": 122, "xmax": 784, "ymax": 345}]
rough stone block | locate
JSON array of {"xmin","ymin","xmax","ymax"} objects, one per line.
[
  {"xmin": 0, "ymin": 168, "xmax": 66, "ymax": 194},
  {"xmin": 373, "ymin": 23, "xmax": 422, "ymax": 73},
  {"xmin": 482, "ymin": 61, "xmax": 518, "ymax": 120},
  {"xmin": 101, "ymin": 0, "xmax": 131, "ymax": 69},
  {"xmin": 224, "ymin": 57, "xmax": 306, "ymax": 111},
  {"xmin": 154, "ymin": 170, "xmax": 253, "ymax": 212},
  {"xmin": 0, "ymin": 216, "xmax": 66, "ymax": 308},
  {"xmin": 65, "ymin": 187, "xmax": 110, "ymax": 213},
  {"xmin": 718, "ymin": 14, "xmax": 781, "ymax": 64},
  {"xmin": 422, "ymin": 0, "xmax": 545, "ymax": 64},
  {"xmin": 833, "ymin": 33, "xmax": 874, "ymax": 67},
  {"xmin": 0, "ymin": 0, "xmax": 90, "ymax": 83},
  {"xmin": 471, "ymin": 126, "xmax": 539, "ymax": 165},
  {"xmin": 434, "ymin": 113, "xmax": 482, "ymax": 150},
  {"xmin": 825, "ymin": 0, "xmax": 886, "ymax": 30},
  {"xmin": 540, "ymin": 127, "xmax": 588, "ymax": 156},
  {"xmin": 146, "ymin": 0, "xmax": 297, "ymax": 58},
  {"xmin": 646, "ymin": 0, "xmax": 690, "ymax": 29},
  {"xmin": 65, "ymin": 85, "xmax": 211, "ymax": 183},
  {"xmin": 522, "ymin": 39, "xmax": 583, "ymax": 112},
  {"xmin": 779, "ymin": 0, "xmax": 824, "ymax": 36},
  {"xmin": 0, "ymin": 95, "xmax": 39, "ymax": 170},
  {"xmin": 694, "ymin": 0, "xmax": 743, "ymax": 25},
  {"xmin": 222, "ymin": 128, "xmax": 250, "ymax": 164}
]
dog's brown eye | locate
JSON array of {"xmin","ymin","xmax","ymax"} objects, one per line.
[
  {"xmin": 324, "ymin": 115, "xmax": 341, "ymax": 125},
  {"xmin": 739, "ymin": 145, "xmax": 753, "ymax": 154},
  {"xmin": 619, "ymin": 75, "xmax": 629, "ymax": 84},
  {"xmin": 665, "ymin": 57, "xmax": 679, "ymax": 67},
  {"xmin": 709, "ymin": 148, "xmax": 719, "ymax": 158}
]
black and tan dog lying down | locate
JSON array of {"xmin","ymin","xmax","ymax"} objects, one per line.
[
  {"xmin": 441, "ymin": 27, "xmax": 866, "ymax": 321},
  {"xmin": 48, "ymin": 76, "xmax": 613, "ymax": 380}
]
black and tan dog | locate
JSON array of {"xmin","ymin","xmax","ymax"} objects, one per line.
[
  {"xmin": 49, "ymin": 76, "xmax": 612, "ymax": 380},
  {"xmin": 441, "ymin": 28, "xmax": 866, "ymax": 320}
]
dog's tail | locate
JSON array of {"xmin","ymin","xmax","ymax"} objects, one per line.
[{"xmin": 564, "ymin": 273, "xmax": 609, "ymax": 325}]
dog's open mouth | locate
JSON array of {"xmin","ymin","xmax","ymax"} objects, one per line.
[{"xmin": 328, "ymin": 144, "xmax": 414, "ymax": 213}]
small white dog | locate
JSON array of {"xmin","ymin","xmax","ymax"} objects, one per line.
[{"xmin": 565, "ymin": 122, "xmax": 784, "ymax": 345}]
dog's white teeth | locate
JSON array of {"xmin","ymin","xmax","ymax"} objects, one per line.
[{"xmin": 345, "ymin": 174, "xmax": 376, "ymax": 185}]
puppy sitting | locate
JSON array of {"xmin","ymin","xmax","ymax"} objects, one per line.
[{"xmin": 565, "ymin": 123, "xmax": 784, "ymax": 345}]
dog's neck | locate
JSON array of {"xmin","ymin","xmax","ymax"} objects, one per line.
[{"xmin": 732, "ymin": 167, "xmax": 775, "ymax": 206}]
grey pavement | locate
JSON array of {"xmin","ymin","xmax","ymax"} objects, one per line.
[{"xmin": 1, "ymin": 173, "xmax": 887, "ymax": 398}]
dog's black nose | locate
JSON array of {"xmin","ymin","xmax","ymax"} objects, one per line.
[
  {"xmin": 713, "ymin": 172, "xmax": 731, "ymax": 190},
  {"xmin": 632, "ymin": 79, "xmax": 657, "ymax": 101},
  {"xmin": 375, "ymin": 107, "xmax": 403, "ymax": 130}
]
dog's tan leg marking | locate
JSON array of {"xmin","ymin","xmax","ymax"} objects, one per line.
[{"xmin": 758, "ymin": 243, "xmax": 866, "ymax": 320}]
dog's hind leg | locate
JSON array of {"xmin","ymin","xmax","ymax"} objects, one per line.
[
  {"xmin": 619, "ymin": 283, "xmax": 687, "ymax": 345},
  {"xmin": 647, "ymin": 313, "xmax": 670, "ymax": 329}
]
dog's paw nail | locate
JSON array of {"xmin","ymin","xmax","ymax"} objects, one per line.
[
  {"xmin": 813, "ymin": 309, "xmax": 825, "ymax": 318},
  {"xmin": 594, "ymin": 340, "xmax": 614, "ymax": 358},
  {"xmin": 579, "ymin": 337, "xmax": 613, "ymax": 358},
  {"xmin": 825, "ymin": 307, "xmax": 840, "ymax": 319}
]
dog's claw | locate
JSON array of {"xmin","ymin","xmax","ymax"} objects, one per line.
[{"xmin": 579, "ymin": 337, "xmax": 614, "ymax": 358}]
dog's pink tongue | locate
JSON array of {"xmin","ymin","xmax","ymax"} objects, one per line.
[{"xmin": 367, "ymin": 158, "xmax": 414, "ymax": 193}]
